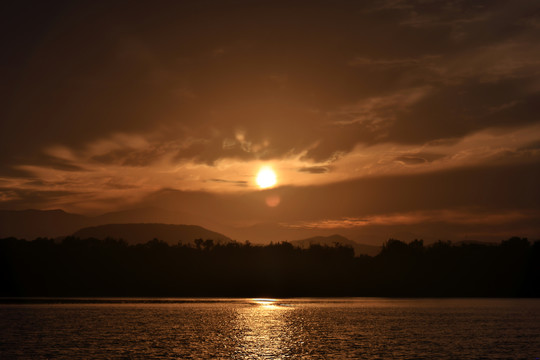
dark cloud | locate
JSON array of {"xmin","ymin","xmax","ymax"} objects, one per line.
[
  {"xmin": 92, "ymin": 149, "xmax": 163, "ymax": 167},
  {"xmin": 37, "ymin": 157, "xmax": 89, "ymax": 172},
  {"xmin": 519, "ymin": 140, "xmax": 540, "ymax": 151},
  {"xmin": 298, "ymin": 166, "xmax": 331, "ymax": 174},
  {"xmin": 394, "ymin": 156, "xmax": 425, "ymax": 165},
  {"xmin": 385, "ymin": 81, "xmax": 540, "ymax": 145},
  {"xmin": 394, "ymin": 153, "xmax": 445, "ymax": 165},
  {"xmin": 3, "ymin": 0, "xmax": 539, "ymax": 167},
  {"xmin": 0, "ymin": 187, "xmax": 82, "ymax": 210},
  {"xmin": 208, "ymin": 179, "xmax": 248, "ymax": 187},
  {"xmin": 398, "ymin": 157, "xmax": 426, "ymax": 165}
]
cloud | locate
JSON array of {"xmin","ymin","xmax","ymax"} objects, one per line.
[
  {"xmin": 348, "ymin": 55, "xmax": 440, "ymax": 69},
  {"xmin": 2, "ymin": 121, "xmax": 537, "ymax": 214},
  {"xmin": 349, "ymin": 41, "xmax": 540, "ymax": 86},
  {"xmin": 281, "ymin": 209, "xmax": 539, "ymax": 229},
  {"xmin": 330, "ymin": 87, "xmax": 431, "ymax": 129},
  {"xmin": 2, "ymin": 0, "xmax": 539, "ymax": 171},
  {"xmin": 298, "ymin": 166, "xmax": 330, "ymax": 174},
  {"xmin": 0, "ymin": 187, "xmax": 84, "ymax": 210},
  {"xmin": 437, "ymin": 40, "xmax": 540, "ymax": 84},
  {"xmin": 208, "ymin": 179, "xmax": 248, "ymax": 186},
  {"xmin": 393, "ymin": 156, "xmax": 428, "ymax": 165}
]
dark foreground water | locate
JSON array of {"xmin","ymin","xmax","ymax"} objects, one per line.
[{"xmin": 0, "ymin": 298, "xmax": 539, "ymax": 359}]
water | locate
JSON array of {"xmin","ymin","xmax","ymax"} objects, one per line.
[{"xmin": 0, "ymin": 298, "xmax": 539, "ymax": 359}]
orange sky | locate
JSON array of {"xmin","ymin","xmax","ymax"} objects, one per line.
[{"xmin": 1, "ymin": 1, "xmax": 539, "ymax": 243}]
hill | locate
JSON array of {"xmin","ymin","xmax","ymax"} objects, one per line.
[
  {"xmin": 0, "ymin": 209, "xmax": 88, "ymax": 239},
  {"xmin": 290, "ymin": 234, "xmax": 381, "ymax": 256},
  {"xmin": 0, "ymin": 208, "xmax": 220, "ymax": 240},
  {"xmin": 72, "ymin": 223, "xmax": 233, "ymax": 245}
]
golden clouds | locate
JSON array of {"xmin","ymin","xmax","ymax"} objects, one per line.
[{"xmin": 3, "ymin": 121, "xmax": 538, "ymax": 213}]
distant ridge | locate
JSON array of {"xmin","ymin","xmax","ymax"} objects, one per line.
[
  {"xmin": 0, "ymin": 208, "xmax": 217, "ymax": 240},
  {"xmin": 72, "ymin": 223, "xmax": 233, "ymax": 245},
  {"xmin": 0, "ymin": 209, "xmax": 88, "ymax": 239},
  {"xmin": 93, "ymin": 207, "xmax": 208, "ymax": 227},
  {"xmin": 290, "ymin": 234, "xmax": 381, "ymax": 256}
]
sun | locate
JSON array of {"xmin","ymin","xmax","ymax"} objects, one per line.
[{"xmin": 256, "ymin": 166, "xmax": 277, "ymax": 189}]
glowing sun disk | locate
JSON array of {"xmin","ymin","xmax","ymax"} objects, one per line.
[{"xmin": 256, "ymin": 167, "xmax": 277, "ymax": 188}]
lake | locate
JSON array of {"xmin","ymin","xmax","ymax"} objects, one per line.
[{"xmin": 1, "ymin": 298, "xmax": 539, "ymax": 359}]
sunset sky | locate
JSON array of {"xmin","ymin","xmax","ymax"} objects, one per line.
[{"xmin": 1, "ymin": 1, "xmax": 539, "ymax": 243}]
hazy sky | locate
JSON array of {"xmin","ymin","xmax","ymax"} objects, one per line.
[{"xmin": 1, "ymin": 1, "xmax": 539, "ymax": 242}]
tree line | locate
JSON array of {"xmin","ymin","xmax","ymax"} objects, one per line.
[{"xmin": 1, "ymin": 236, "xmax": 538, "ymax": 297}]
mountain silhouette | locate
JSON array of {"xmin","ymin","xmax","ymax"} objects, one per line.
[
  {"xmin": 72, "ymin": 223, "xmax": 233, "ymax": 245},
  {"xmin": 0, "ymin": 209, "xmax": 88, "ymax": 239},
  {"xmin": 0, "ymin": 208, "xmax": 219, "ymax": 240},
  {"xmin": 1, "ymin": 209, "xmax": 386, "ymax": 250},
  {"xmin": 290, "ymin": 234, "xmax": 381, "ymax": 256}
]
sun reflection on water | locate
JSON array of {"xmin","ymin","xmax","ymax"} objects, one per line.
[
  {"xmin": 251, "ymin": 298, "xmax": 279, "ymax": 307},
  {"xmin": 230, "ymin": 299, "xmax": 302, "ymax": 359}
]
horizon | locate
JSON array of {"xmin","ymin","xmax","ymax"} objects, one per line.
[{"xmin": 1, "ymin": 206, "xmax": 536, "ymax": 247}]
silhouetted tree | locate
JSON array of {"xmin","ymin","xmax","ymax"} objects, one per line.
[
  {"xmin": 194, "ymin": 238, "xmax": 204, "ymax": 250},
  {"xmin": 203, "ymin": 239, "xmax": 214, "ymax": 251},
  {"xmin": 1, "ymin": 236, "xmax": 538, "ymax": 297}
]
